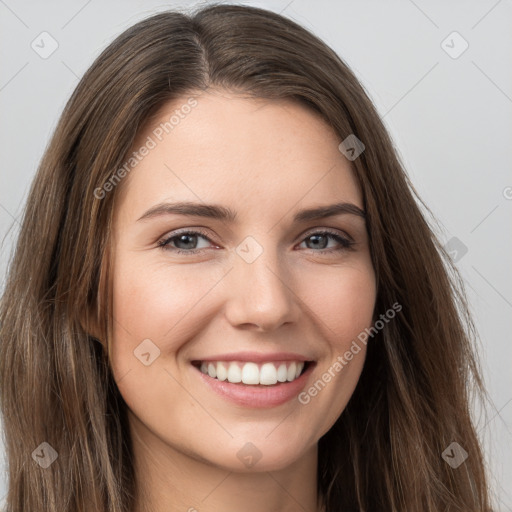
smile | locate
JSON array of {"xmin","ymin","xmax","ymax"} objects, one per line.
[
  {"xmin": 193, "ymin": 360, "xmax": 309, "ymax": 386},
  {"xmin": 191, "ymin": 358, "xmax": 316, "ymax": 408}
]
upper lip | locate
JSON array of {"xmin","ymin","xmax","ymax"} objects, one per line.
[{"xmin": 191, "ymin": 351, "xmax": 315, "ymax": 363}]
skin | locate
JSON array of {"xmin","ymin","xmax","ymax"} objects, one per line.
[{"xmin": 108, "ymin": 88, "xmax": 377, "ymax": 512}]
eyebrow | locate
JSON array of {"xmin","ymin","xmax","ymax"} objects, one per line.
[{"xmin": 136, "ymin": 201, "xmax": 366, "ymax": 223}]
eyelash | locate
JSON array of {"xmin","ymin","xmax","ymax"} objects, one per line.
[{"xmin": 157, "ymin": 228, "xmax": 355, "ymax": 255}]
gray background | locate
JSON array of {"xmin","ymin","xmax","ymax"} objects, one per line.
[{"xmin": 0, "ymin": 0, "xmax": 511, "ymax": 508}]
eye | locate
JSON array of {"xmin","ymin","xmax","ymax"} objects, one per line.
[
  {"xmin": 158, "ymin": 228, "xmax": 355, "ymax": 255},
  {"xmin": 297, "ymin": 230, "xmax": 355, "ymax": 253},
  {"xmin": 157, "ymin": 229, "xmax": 215, "ymax": 254}
]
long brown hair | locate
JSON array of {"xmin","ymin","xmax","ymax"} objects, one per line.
[{"xmin": 0, "ymin": 3, "xmax": 492, "ymax": 510}]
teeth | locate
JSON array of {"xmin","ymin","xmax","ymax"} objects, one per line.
[
  {"xmin": 287, "ymin": 362, "xmax": 297, "ymax": 382},
  {"xmin": 260, "ymin": 363, "xmax": 277, "ymax": 385},
  {"xmin": 216, "ymin": 362, "xmax": 228, "ymax": 381},
  {"xmin": 227, "ymin": 362, "xmax": 242, "ymax": 383},
  {"xmin": 197, "ymin": 360, "xmax": 306, "ymax": 385},
  {"xmin": 277, "ymin": 363, "xmax": 288, "ymax": 382},
  {"xmin": 242, "ymin": 362, "xmax": 259, "ymax": 384}
]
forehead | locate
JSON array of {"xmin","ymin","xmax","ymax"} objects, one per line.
[{"xmin": 115, "ymin": 89, "xmax": 362, "ymax": 223}]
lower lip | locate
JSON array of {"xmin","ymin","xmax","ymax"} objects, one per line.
[{"xmin": 193, "ymin": 363, "xmax": 316, "ymax": 408}]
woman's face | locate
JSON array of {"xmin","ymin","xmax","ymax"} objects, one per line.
[{"xmin": 109, "ymin": 89, "xmax": 377, "ymax": 473}]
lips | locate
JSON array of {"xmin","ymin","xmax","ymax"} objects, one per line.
[
  {"xmin": 191, "ymin": 358, "xmax": 317, "ymax": 408},
  {"xmin": 193, "ymin": 351, "xmax": 311, "ymax": 363}
]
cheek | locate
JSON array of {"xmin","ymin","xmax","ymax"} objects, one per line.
[
  {"xmin": 307, "ymin": 262, "xmax": 377, "ymax": 345},
  {"xmin": 111, "ymin": 250, "xmax": 376, "ymax": 368},
  {"xmin": 295, "ymin": 263, "xmax": 376, "ymax": 430},
  {"xmin": 111, "ymin": 254, "xmax": 227, "ymax": 346}
]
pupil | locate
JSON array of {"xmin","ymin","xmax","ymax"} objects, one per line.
[
  {"xmin": 178, "ymin": 234, "xmax": 196, "ymax": 249},
  {"xmin": 309, "ymin": 234, "xmax": 327, "ymax": 249}
]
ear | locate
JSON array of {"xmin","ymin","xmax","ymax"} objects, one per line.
[
  {"xmin": 79, "ymin": 306, "xmax": 106, "ymax": 350},
  {"xmin": 81, "ymin": 239, "xmax": 112, "ymax": 351}
]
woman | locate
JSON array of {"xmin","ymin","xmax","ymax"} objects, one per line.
[{"xmin": 0, "ymin": 3, "xmax": 492, "ymax": 511}]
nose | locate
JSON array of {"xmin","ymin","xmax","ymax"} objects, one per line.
[{"xmin": 223, "ymin": 239, "xmax": 301, "ymax": 332}]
